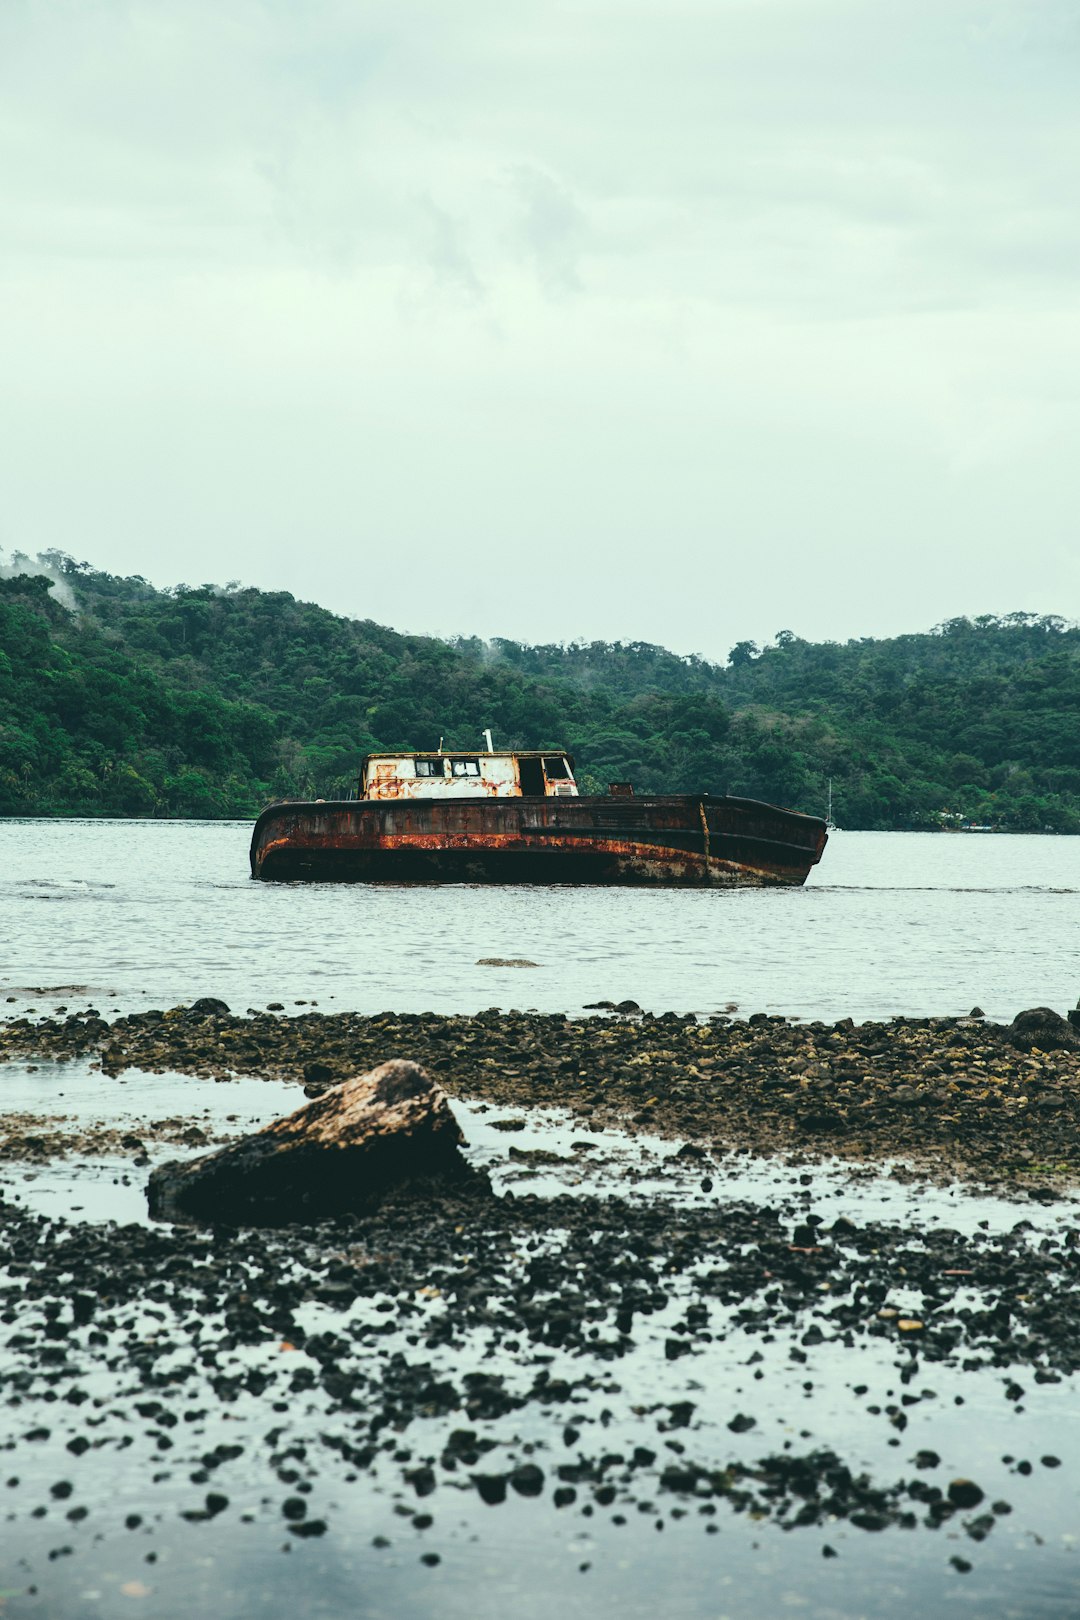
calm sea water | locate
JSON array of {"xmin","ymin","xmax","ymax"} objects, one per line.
[{"xmin": 1, "ymin": 820, "xmax": 1078, "ymax": 1022}]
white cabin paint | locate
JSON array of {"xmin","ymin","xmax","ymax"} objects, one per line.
[{"xmin": 360, "ymin": 752, "xmax": 578, "ymax": 801}]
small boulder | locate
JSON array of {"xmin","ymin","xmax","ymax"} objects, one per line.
[
  {"xmin": 1007, "ymin": 1008, "xmax": 1080, "ymax": 1052},
  {"xmin": 147, "ymin": 1060, "xmax": 485, "ymax": 1225},
  {"xmin": 509, "ymin": 1464, "xmax": 545, "ymax": 1497}
]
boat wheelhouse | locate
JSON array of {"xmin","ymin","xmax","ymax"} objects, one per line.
[{"xmin": 361, "ymin": 749, "xmax": 579, "ymax": 800}]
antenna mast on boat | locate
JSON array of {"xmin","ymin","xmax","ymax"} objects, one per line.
[{"xmin": 484, "ymin": 728, "xmax": 494, "ymax": 753}]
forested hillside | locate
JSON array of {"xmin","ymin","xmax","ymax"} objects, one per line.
[{"xmin": 1, "ymin": 552, "xmax": 1078, "ymax": 829}]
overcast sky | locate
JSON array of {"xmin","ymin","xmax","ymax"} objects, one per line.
[{"xmin": 2, "ymin": 0, "xmax": 1078, "ymax": 661}]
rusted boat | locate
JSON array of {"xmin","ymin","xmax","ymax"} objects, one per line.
[{"xmin": 249, "ymin": 746, "xmax": 827, "ymax": 887}]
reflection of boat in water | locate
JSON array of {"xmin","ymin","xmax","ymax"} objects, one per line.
[{"xmin": 249, "ymin": 746, "xmax": 829, "ymax": 887}]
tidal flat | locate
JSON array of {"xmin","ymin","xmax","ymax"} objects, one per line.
[
  {"xmin": 2, "ymin": 1004, "xmax": 1079, "ymax": 1618},
  {"xmin": 5, "ymin": 1000, "xmax": 1080, "ymax": 1182}
]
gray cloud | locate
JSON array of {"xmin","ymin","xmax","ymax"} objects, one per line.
[
  {"xmin": 0, "ymin": 0, "xmax": 1077, "ymax": 656},
  {"xmin": 509, "ymin": 165, "xmax": 586, "ymax": 294},
  {"xmin": 415, "ymin": 196, "xmax": 487, "ymax": 304}
]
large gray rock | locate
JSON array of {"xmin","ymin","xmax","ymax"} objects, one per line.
[{"xmin": 147, "ymin": 1060, "xmax": 483, "ymax": 1225}]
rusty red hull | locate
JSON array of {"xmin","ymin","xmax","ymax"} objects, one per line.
[{"xmin": 249, "ymin": 795, "xmax": 827, "ymax": 887}]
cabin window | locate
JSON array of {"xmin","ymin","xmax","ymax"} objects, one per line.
[
  {"xmin": 543, "ymin": 756, "xmax": 571, "ymax": 779},
  {"xmin": 414, "ymin": 759, "xmax": 445, "ymax": 777},
  {"xmin": 518, "ymin": 756, "xmax": 546, "ymax": 795},
  {"xmin": 451, "ymin": 758, "xmax": 481, "ymax": 777}
]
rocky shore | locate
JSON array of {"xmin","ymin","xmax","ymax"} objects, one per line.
[
  {"xmin": 3, "ymin": 1000, "xmax": 1080, "ymax": 1184},
  {"xmin": 3, "ymin": 1166, "xmax": 1079, "ymax": 1575},
  {"xmin": 3, "ymin": 1001, "xmax": 1079, "ymax": 1614}
]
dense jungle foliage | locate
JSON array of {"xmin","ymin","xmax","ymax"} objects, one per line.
[{"xmin": 1, "ymin": 553, "xmax": 1078, "ymax": 830}]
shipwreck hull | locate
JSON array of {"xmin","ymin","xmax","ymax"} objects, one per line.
[{"xmin": 249, "ymin": 795, "xmax": 827, "ymax": 888}]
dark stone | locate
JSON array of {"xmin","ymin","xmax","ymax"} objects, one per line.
[
  {"xmin": 1008, "ymin": 1008, "xmax": 1080, "ymax": 1052},
  {"xmin": 407, "ymin": 1466, "xmax": 436, "ymax": 1497},
  {"xmin": 189, "ymin": 998, "xmax": 230, "ymax": 1017},
  {"xmin": 509, "ymin": 1464, "xmax": 545, "ymax": 1497},
  {"xmin": 947, "ymin": 1479, "xmax": 984, "ymax": 1509},
  {"xmin": 289, "ymin": 1519, "xmax": 326, "ymax": 1538},
  {"xmin": 614, "ymin": 1000, "xmax": 642, "ymax": 1015},
  {"xmin": 147, "ymin": 1061, "xmax": 486, "ymax": 1226}
]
